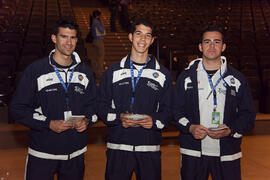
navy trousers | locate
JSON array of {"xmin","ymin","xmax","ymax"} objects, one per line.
[
  {"xmin": 25, "ymin": 154, "xmax": 85, "ymax": 180},
  {"xmin": 105, "ymin": 149, "xmax": 161, "ymax": 180},
  {"xmin": 181, "ymin": 155, "xmax": 241, "ymax": 180}
]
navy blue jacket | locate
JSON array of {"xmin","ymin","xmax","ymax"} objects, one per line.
[
  {"xmin": 10, "ymin": 51, "xmax": 97, "ymax": 155},
  {"xmin": 98, "ymin": 54, "xmax": 172, "ymax": 145},
  {"xmin": 173, "ymin": 58, "xmax": 255, "ymax": 160}
]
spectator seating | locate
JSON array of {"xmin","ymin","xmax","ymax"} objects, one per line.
[
  {"xmin": 0, "ymin": 0, "xmax": 84, "ymax": 108},
  {"xmin": 1, "ymin": 0, "xmax": 270, "ymax": 112},
  {"xmin": 128, "ymin": 0, "xmax": 270, "ymax": 112}
]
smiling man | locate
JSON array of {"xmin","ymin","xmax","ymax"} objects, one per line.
[
  {"xmin": 98, "ymin": 19, "xmax": 172, "ymax": 180},
  {"xmin": 172, "ymin": 25, "xmax": 256, "ymax": 180},
  {"xmin": 11, "ymin": 19, "xmax": 97, "ymax": 180}
]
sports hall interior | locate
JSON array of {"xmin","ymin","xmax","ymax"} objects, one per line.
[{"xmin": 0, "ymin": 0, "xmax": 270, "ymax": 179}]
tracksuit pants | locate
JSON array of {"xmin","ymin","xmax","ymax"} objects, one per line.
[
  {"xmin": 25, "ymin": 154, "xmax": 85, "ymax": 180},
  {"xmin": 105, "ymin": 149, "xmax": 161, "ymax": 180},
  {"xmin": 180, "ymin": 155, "xmax": 241, "ymax": 180}
]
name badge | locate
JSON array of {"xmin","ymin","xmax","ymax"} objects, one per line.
[
  {"xmin": 211, "ymin": 111, "xmax": 220, "ymax": 125},
  {"xmin": 64, "ymin": 111, "xmax": 72, "ymax": 121}
]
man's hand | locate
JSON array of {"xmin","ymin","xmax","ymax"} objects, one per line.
[
  {"xmin": 49, "ymin": 120, "xmax": 73, "ymax": 133},
  {"xmin": 120, "ymin": 113, "xmax": 138, "ymax": 128},
  {"xmin": 208, "ymin": 124, "xmax": 231, "ymax": 139},
  {"xmin": 189, "ymin": 124, "xmax": 209, "ymax": 140},
  {"xmin": 136, "ymin": 115, "xmax": 153, "ymax": 129},
  {"xmin": 74, "ymin": 118, "xmax": 89, "ymax": 132}
]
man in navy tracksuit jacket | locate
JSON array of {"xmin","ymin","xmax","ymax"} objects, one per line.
[
  {"xmin": 10, "ymin": 19, "xmax": 97, "ymax": 180},
  {"xmin": 98, "ymin": 19, "xmax": 172, "ymax": 180},
  {"xmin": 173, "ymin": 25, "xmax": 255, "ymax": 180}
]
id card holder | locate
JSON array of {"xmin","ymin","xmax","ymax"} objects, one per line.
[
  {"xmin": 211, "ymin": 111, "xmax": 220, "ymax": 125},
  {"xmin": 64, "ymin": 111, "xmax": 72, "ymax": 121}
]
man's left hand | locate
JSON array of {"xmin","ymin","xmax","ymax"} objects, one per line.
[
  {"xmin": 74, "ymin": 118, "xmax": 89, "ymax": 132},
  {"xmin": 136, "ymin": 115, "xmax": 153, "ymax": 129},
  {"xmin": 207, "ymin": 124, "xmax": 231, "ymax": 139}
]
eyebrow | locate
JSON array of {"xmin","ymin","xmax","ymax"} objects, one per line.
[
  {"xmin": 134, "ymin": 30, "xmax": 152, "ymax": 35},
  {"xmin": 134, "ymin": 30, "xmax": 142, "ymax": 33},
  {"xmin": 59, "ymin": 34, "xmax": 77, "ymax": 38},
  {"xmin": 203, "ymin": 39, "xmax": 222, "ymax": 42}
]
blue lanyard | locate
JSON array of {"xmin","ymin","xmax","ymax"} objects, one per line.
[
  {"xmin": 129, "ymin": 56, "xmax": 149, "ymax": 106},
  {"xmin": 54, "ymin": 67, "xmax": 75, "ymax": 110},
  {"xmin": 202, "ymin": 63, "xmax": 226, "ymax": 111}
]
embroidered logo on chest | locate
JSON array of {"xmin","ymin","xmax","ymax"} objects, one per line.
[
  {"xmin": 45, "ymin": 88, "xmax": 57, "ymax": 92},
  {"xmin": 78, "ymin": 74, "xmax": 84, "ymax": 81},
  {"xmin": 218, "ymin": 88, "xmax": 226, "ymax": 95},
  {"xmin": 153, "ymin": 72, "xmax": 159, "ymax": 78},
  {"xmin": 119, "ymin": 81, "xmax": 129, "ymax": 86},
  {"xmin": 147, "ymin": 81, "xmax": 159, "ymax": 91},
  {"xmin": 74, "ymin": 86, "xmax": 84, "ymax": 94}
]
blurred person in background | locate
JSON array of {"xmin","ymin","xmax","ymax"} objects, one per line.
[{"xmin": 91, "ymin": 9, "xmax": 105, "ymax": 81}]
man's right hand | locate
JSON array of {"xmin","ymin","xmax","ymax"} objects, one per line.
[
  {"xmin": 189, "ymin": 124, "xmax": 209, "ymax": 140},
  {"xmin": 49, "ymin": 120, "xmax": 73, "ymax": 133}
]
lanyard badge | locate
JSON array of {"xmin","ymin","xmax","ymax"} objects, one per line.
[
  {"xmin": 54, "ymin": 67, "xmax": 75, "ymax": 111},
  {"xmin": 129, "ymin": 56, "xmax": 149, "ymax": 113},
  {"xmin": 212, "ymin": 111, "xmax": 220, "ymax": 124},
  {"xmin": 202, "ymin": 64, "xmax": 226, "ymax": 125}
]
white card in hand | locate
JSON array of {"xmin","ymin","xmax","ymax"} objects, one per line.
[
  {"xmin": 64, "ymin": 115, "xmax": 85, "ymax": 124},
  {"xmin": 125, "ymin": 114, "xmax": 148, "ymax": 120},
  {"xmin": 208, "ymin": 126, "xmax": 229, "ymax": 131}
]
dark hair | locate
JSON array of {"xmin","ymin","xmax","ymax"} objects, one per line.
[
  {"xmin": 52, "ymin": 18, "xmax": 79, "ymax": 36},
  {"xmin": 129, "ymin": 18, "xmax": 155, "ymax": 36},
  {"xmin": 92, "ymin": 10, "xmax": 101, "ymax": 18},
  {"xmin": 200, "ymin": 25, "xmax": 225, "ymax": 43}
]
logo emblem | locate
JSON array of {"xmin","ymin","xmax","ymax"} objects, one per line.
[
  {"xmin": 153, "ymin": 72, "xmax": 159, "ymax": 78},
  {"xmin": 147, "ymin": 81, "xmax": 158, "ymax": 91},
  {"xmin": 121, "ymin": 72, "xmax": 127, "ymax": 76},
  {"xmin": 74, "ymin": 86, "xmax": 84, "ymax": 94},
  {"xmin": 78, "ymin": 74, "xmax": 84, "ymax": 81},
  {"xmin": 230, "ymin": 78, "xmax": 235, "ymax": 84}
]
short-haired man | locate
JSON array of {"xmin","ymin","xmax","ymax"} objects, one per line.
[
  {"xmin": 98, "ymin": 19, "xmax": 172, "ymax": 180},
  {"xmin": 173, "ymin": 25, "xmax": 256, "ymax": 180},
  {"xmin": 11, "ymin": 19, "xmax": 97, "ymax": 180}
]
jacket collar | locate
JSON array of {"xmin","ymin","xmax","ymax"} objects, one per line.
[
  {"xmin": 186, "ymin": 56, "xmax": 227, "ymax": 75},
  {"xmin": 120, "ymin": 54, "xmax": 160, "ymax": 70},
  {"xmin": 48, "ymin": 49, "xmax": 81, "ymax": 70}
]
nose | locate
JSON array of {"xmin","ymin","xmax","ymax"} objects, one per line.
[
  {"xmin": 66, "ymin": 37, "xmax": 72, "ymax": 44},
  {"xmin": 140, "ymin": 34, "xmax": 147, "ymax": 40},
  {"xmin": 208, "ymin": 41, "xmax": 216, "ymax": 48}
]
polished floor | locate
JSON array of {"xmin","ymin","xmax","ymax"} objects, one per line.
[{"xmin": 0, "ymin": 118, "xmax": 270, "ymax": 180}]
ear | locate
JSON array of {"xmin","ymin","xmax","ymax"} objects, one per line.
[
  {"xmin": 128, "ymin": 33, "xmax": 133, "ymax": 42},
  {"xmin": 198, "ymin": 43, "xmax": 202, "ymax": 52},
  {"xmin": 222, "ymin": 43, "xmax": 226, "ymax": 52},
  {"xmin": 51, "ymin": 34, "xmax": 56, "ymax": 44}
]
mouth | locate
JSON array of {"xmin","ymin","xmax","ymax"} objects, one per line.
[
  {"xmin": 65, "ymin": 46, "xmax": 73, "ymax": 51},
  {"xmin": 137, "ymin": 43, "xmax": 146, "ymax": 48}
]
